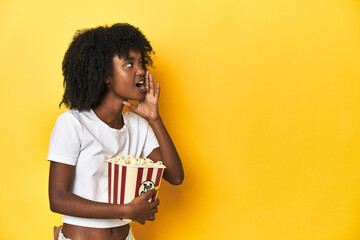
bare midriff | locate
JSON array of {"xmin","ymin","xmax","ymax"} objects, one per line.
[{"xmin": 62, "ymin": 223, "xmax": 130, "ymax": 240}]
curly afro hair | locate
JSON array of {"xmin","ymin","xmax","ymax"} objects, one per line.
[{"xmin": 60, "ymin": 23, "xmax": 154, "ymax": 110}]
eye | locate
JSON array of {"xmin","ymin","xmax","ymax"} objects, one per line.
[{"xmin": 125, "ymin": 62, "xmax": 133, "ymax": 68}]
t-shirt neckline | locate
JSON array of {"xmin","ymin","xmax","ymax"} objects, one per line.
[{"xmin": 90, "ymin": 109, "xmax": 127, "ymax": 133}]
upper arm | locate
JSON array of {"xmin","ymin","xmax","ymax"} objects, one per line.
[
  {"xmin": 141, "ymin": 117, "xmax": 159, "ymax": 158},
  {"xmin": 48, "ymin": 161, "xmax": 75, "ymax": 211},
  {"xmin": 146, "ymin": 147, "xmax": 161, "ymax": 163}
]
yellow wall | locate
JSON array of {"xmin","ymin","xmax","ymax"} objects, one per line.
[{"xmin": 1, "ymin": 0, "xmax": 360, "ymax": 239}]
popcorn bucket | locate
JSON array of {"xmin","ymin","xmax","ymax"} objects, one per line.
[{"xmin": 106, "ymin": 159, "xmax": 165, "ymax": 221}]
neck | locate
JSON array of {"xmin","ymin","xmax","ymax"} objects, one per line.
[{"xmin": 92, "ymin": 94, "xmax": 125, "ymax": 130}]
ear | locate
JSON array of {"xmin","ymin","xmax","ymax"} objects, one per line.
[{"xmin": 104, "ymin": 76, "xmax": 112, "ymax": 84}]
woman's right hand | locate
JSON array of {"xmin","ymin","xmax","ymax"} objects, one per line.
[{"xmin": 126, "ymin": 189, "xmax": 160, "ymax": 224}]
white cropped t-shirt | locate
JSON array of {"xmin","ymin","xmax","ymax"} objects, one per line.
[{"xmin": 47, "ymin": 109, "xmax": 159, "ymax": 228}]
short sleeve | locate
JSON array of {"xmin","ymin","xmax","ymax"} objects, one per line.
[
  {"xmin": 142, "ymin": 122, "xmax": 160, "ymax": 158},
  {"xmin": 47, "ymin": 111, "xmax": 82, "ymax": 166}
]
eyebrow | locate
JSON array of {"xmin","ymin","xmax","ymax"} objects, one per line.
[
  {"xmin": 123, "ymin": 56, "xmax": 135, "ymax": 61},
  {"xmin": 123, "ymin": 56, "xmax": 143, "ymax": 62}
]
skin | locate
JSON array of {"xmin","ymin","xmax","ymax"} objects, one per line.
[{"xmin": 49, "ymin": 50, "xmax": 184, "ymax": 240}]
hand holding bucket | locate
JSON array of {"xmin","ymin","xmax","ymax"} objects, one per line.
[{"xmin": 106, "ymin": 157, "xmax": 165, "ymax": 222}]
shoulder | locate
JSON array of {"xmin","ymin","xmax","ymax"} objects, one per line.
[{"xmin": 55, "ymin": 110, "xmax": 83, "ymax": 129}]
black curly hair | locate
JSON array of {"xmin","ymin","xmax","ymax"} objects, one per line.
[{"xmin": 59, "ymin": 23, "xmax": 154, "ymax": 110}]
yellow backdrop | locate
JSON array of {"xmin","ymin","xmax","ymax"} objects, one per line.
[{"xmin": 1, "ymin": 0, "xmax": 360, "ymax": 239}]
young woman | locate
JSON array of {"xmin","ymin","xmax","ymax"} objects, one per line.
[{"xmin": 48, "ymin": 23, "xmax": 184, "ymax": 240}]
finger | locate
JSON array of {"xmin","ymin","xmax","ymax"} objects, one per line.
[
  {"xmin": 149, "ymin": 73, "xmax": 154, "ymax": 95},
  {"xmin": 149, "ymin": 208, "xmax": 158, "ymax": 217},
  {"xmin": 150, "ymin": 199, "xmax": 160, "ymax": 208},
  {"xmin": 53, "ymin": 226, "xmax": 61, "ymax": 239},
  {"xmin": 148, "ymin": 215, "xmax": 155, "ymax": 221},
  {"xmin": 123, "ymin": 101, "xmax": 137, "ymax": 113},
  {"xmin": 140, "ymin": 188, "xmax": 157, "ymax": 199},
  {"xmin": 145, "ymin": 71, "xmax": 149, "ymax": 92},
  {"xmin": 152, "ymin": 207, "xmax": 158, "ymax": 214},
  {"xmin": 155, "ymin": 81, "xmax": 160, "ymax": 99}
]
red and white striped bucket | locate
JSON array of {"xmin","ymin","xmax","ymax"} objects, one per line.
[{"xmin": 106, "ymin": 160, "xmax": 165, "ymax": 206}]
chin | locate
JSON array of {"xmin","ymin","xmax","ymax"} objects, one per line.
[{"xmin": 130, "ymin": 94, "xmax": 146, "ymax": 102}]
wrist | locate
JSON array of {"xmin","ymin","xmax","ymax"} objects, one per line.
[
  {"xmin": 147, "ymin": 116, "xmax": 162, "ymax": 125},
  {"xmin": 119, "ymin": 203, "xmax": 133, "ymax": 219}
]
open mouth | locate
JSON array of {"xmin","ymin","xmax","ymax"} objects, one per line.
[{"xmin": 136, "ymin": 79, "xmax": 145, "ymax": 88}]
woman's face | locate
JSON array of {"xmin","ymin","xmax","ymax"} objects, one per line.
[{"xmin": 105, "ymin": 50, "xmax": 146, "ymax": 102}]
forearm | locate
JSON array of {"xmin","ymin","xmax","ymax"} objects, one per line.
[
  {"xmin": 49, "ymin": 191, "xmax": 129, "ymax": 219},
  {"xmin": 148, "ymin": 117, "xmax": 184, "ymax": 185},
  {"xmin": 49, "ymin": 162, "xmax": 131, "ymax": 220},
  {"xmin": 123, "ymin": 72, "xmax": 184, "ymax": 185}
]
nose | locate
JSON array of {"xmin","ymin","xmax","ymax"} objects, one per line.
[{"xmin": 136, "ymin": 63, "xmax": 145, "ymax": 76}]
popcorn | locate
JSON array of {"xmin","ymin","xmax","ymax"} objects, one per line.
[
  {"xmin": 108, "ymin": 155, "xmax": 165, "ymax": 168},
  {"xmin": 106, "ymin": 155, "xmax": 166, "ymax": 223}
]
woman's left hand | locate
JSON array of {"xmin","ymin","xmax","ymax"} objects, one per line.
[{"xmin": 123, "ymin": 71, "xmax": 160, "ymax": 121}]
